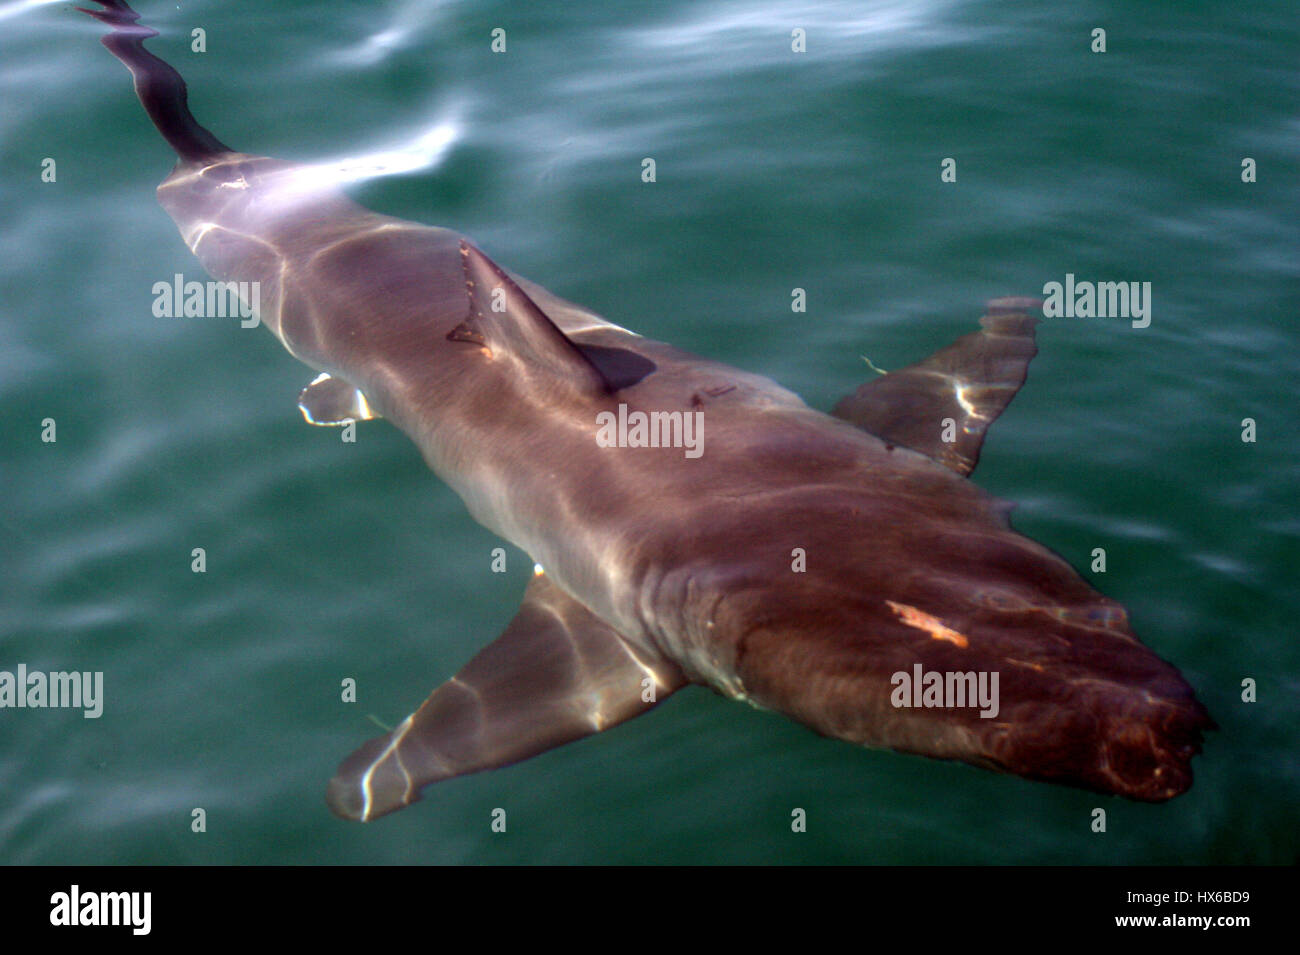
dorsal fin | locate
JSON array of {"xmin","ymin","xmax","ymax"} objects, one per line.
[
  {"xmin": 449, "ymin": 241, "xmax": 614, "ymax": 397},
  {"xmin": 832, "ymin": 298, "xmax": 1040, "ymax": 476}
]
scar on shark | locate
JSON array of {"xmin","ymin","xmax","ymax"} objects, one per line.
[{"xmin": 81, "ymin": 0, "xmax": 1213, "ymax": 821}]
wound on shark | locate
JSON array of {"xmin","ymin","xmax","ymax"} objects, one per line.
[{"xmin": 83, "ymin": 0, "xmax": 1213, "ymax": 821}]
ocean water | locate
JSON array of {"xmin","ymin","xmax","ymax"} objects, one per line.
[{"xmin": 1, "ymin": 0, "xmax": 1297, "ymax": 864}]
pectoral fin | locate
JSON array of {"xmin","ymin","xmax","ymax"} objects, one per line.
[
  {"xmin": 327, "ymin": 571, "xmax": 685, "ymax": 821},
  {"xmin": 832, "ymin": 298, "xmax": 1040, "ymax": 476},
  {"xmin": 298, "ymin": 372, "xmax": 380, "ymax": 425}
]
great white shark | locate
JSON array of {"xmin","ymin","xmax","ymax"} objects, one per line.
[{"xmin": 83, "ymin": 0, "xmax": 1212, "ymax": 821}]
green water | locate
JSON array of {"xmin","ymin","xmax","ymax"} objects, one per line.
[{"xmin": 1, "ymin": 0, "xmax": 1297, "ymax": 864}]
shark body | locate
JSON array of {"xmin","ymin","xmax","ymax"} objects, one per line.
[{"xmin": 83, "ymin": 0, "xmax": 1211, "ymax": 821}]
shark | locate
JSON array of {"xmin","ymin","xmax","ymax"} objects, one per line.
[{"xmin": 82, "ymin": 0, "xmax": 1212, "ymax": 822}]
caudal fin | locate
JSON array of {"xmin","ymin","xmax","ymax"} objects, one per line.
[{"xmin": 79, "ymin": 0, "xmax": 231, "ymax": 162}]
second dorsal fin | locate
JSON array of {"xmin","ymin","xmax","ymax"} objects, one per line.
[{"xmin": 831, "ymin": 298, "xmax": 1041, "ymax": 477}]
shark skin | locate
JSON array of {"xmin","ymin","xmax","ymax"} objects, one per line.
[{"xmin": 83, "ymin": 0, "xmax": 1212, "ymax": 822}]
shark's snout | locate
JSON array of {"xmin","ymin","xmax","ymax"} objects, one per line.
[{"xmin": 982, "ymin": 678, "xmax": 1214, "ymax": 802}]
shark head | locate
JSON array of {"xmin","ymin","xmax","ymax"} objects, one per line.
[{"xmin": 696, "ymin": 503, "xmax": 1211, "ymax": 802}]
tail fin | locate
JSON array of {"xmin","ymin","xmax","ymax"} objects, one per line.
[{"xmin": 79, "ymin": 0, "xmax": 231, "ymax": 162}]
